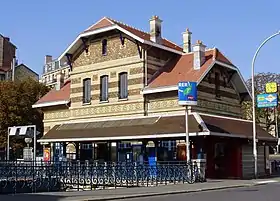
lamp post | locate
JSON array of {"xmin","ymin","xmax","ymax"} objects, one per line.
[{"xmin": 251, "ymin": 31, "xmax": 280, "ymax": 179}]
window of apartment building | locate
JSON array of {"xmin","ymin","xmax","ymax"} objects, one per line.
[
  {"xmin": 83, "ymin": 78, "xmax": 91, "ymax": 104},
  {"xmin": 100, "ymin": 75, "xmax": 108, "ymax": 102},
  {"xmin": 215, "ymin": 72, "xmax": 221, "ymax": 98},
  {"xmin": 118, "ymin": 72, "xmax": 128, "ymax": 99},
  {"xmin": 0, "ymin": 74, "xmax": 5, "ymax": 81},
  {"xmin": 102, "ymin": 39, "xmax": 107, "ymax": 55}
]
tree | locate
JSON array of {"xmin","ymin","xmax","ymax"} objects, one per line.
[
  {"xmin": 242, "ymin": 72, "xmax": 280, "ymax": 133},
  {"xmin": 0, "ymin": 78, "xmax": 49, "ymax": 158}
]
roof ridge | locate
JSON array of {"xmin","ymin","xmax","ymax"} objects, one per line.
[
  {"xmin": 85, "ymin": 16, "xmax": 114, "ymax": 32},
  {"xmin": 107, "ymin": 17, "xmax": 150, "ymax": 35},
  {"xmin": 161, "ymin": 37, "xmax": 181, "ymax": 48}
]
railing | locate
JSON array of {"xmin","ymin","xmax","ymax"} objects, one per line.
[{"xmin": 0, "ymin": 160, "xmax": 205, "ymax": 194}]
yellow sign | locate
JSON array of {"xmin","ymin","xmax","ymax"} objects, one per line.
[{"xmin": 265, "ymin": 82, "xmax": 278, "ymax": 93}]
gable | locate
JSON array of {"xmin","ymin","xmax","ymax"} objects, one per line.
[
  {"xmin": 198, "ymin": 65, "xmax": 241, "ymax": 101},
  {"xmin": 57, "ymin": 17, "xmax": 183, "ymax": 62},
  {"xmin": 72, "ymin": 34, "xmax": 139, "ymax": 68}
]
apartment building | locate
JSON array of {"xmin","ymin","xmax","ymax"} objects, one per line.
[{"xmin": 39, "ymin": 55, "xmax": 70, "ymax": 88}]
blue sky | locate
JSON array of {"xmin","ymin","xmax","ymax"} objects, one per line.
[{"xmin": 1, "ymin": 0, "xmax": 280, "ymax": 79}]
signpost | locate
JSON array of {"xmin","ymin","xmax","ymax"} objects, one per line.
[
  {"xmin": 258, "ymin": 82, "xmax": 279, "ymax": 153},
  {"xmin": 178, "ymin": 81, "xmax": 197, "ymax": 163},
  {"xmin": 257, "ymin": 93, "xmax": 278, "ymax": 108},
  {"xmin": 265, "ymin": 82, "xmax": 278, "ymax": 93}
]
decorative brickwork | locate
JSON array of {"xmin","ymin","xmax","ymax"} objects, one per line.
[
  {"xmin": 110, "ymin": 71, "xmax": 116, "ymax": 78},
  {"xmin": 71, "ymin": 77, "xmax": 81, "ymax": 84},
  {"xmin": 129, "ymin": 67, "xmax": 143, "ymax": 75},
  {"xmin": 92, "ymin": 74, "xmax": 98, "ymax": 81}
]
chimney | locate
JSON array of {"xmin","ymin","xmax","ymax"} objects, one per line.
[
  {"xmin": 55, "ymin": 71, "xmax": 64, "ymax": 90},
  {"xmin": 193, "ymin": 40, "xmax": 206, "ymax": 70},
  {"xmin": 182, "ymin": 28, "xmax": 192, "ymax": 53},
  {"xmin": 45, "ymin": 55, "xmax": 52, "ymax": 64},
  {"xmin": 4, "ymin": 37, "xmax": 10, "ymax": 42},
  {"xmin": 149, "ymin": 15, "xmax": 162, "ymax": 44}
]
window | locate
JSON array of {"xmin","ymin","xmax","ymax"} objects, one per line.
[
  {"xmin": 223, "ymin": 76, "xmax": 227, "ymax": 88},
  {"xmin": 83, "ymin": 78, "xmax": 91, "ymax": 104},
  {"xmin": 119, "ymin": 72, "xmax": 128, "ymax": 99},
  {"xmin": 161, "ymin": 140, "xmax": 177, "ymax": 151},
  {"xmin": 100, "ymin": 75, "xmax": 108, "ymax": 101},
  {"xmin": 102, "ymin": 39, "xmax": 107, "ymax": 55},
  {"xmin": 0, "ymin": 74, "xmax": 5, "ymax": 81},
  {"xmin": 215, "ymin": 72, "xmax": 221, "ymax": 98}
]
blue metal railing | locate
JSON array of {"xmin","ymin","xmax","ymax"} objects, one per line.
[{"xmin": 0, "ymin": 160, "xmax": 205, "ymax": 194}]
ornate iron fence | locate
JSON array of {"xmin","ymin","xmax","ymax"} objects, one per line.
[{"xmin": 0, "ymin": 160, "xmax": 205, "ymax": 194}]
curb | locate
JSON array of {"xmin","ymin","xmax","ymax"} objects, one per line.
[{"xmin": 83, "ymin": 183, "xmax": 258, "ymax": 201}]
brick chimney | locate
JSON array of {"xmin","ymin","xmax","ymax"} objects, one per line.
[
  {"xmin": 193, "ymin": 40, "xmax": 206, "ymax": 70},
  {"xmin": 45, "ymin": 55, "xmax": 52, "ymax": 64},
  {"xmin": 55, "ymin": 71, "xmax": 64, "ymax": 90},
  {"xmin": 149, "ymin": 15, "xmax": 162, "ymax": 44},
  {"xmin": 182, "ymin": 28, "xmax": 192, "ymax": 53}
]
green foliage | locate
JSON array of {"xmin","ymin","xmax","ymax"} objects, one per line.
[
  {"xmin": 242, "ymin": 72, "xmax": 280, "ymax": 132},
  {"xmin": 0, "ymin": 78, "xmax": 50, "ymax": 151}
]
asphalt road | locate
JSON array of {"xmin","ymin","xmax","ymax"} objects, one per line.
[{"xmin": 122, "ymin": 183, "xmax": 280, "ymax": 201}]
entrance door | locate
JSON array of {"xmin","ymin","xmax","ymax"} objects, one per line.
[{"xmin": 214, "ymin": 143, "xmax": 226, "ymax": 178}]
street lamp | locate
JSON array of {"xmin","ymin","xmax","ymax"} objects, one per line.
[{"xmin": 251, "ymin": 31, "xmax": 280, "ymax": 179}]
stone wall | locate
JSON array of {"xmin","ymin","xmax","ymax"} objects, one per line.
[
  {"xmin": 73, "ymin": 35, "xmax": 139, "ymax": 68},
  {"xmin": 70, "ymin": 56, "xmax": 144, "ymax": 108}
]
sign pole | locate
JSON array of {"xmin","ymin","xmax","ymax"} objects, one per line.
[
  {"xmin": 7, "ymin": 131, "xmax": 9, "ymax": 160},
  {"xmin": 178, "ymin": 81, "xmax": 197, "ymax": 164},
  {"xmin": 185, "ymin": 106, "xmax": 190, "ymax": 163},
  {"xmin": 33, "ymin": 125, "xmax": 37, "ymax": 161},
  {"xmin": 276, "ymin": 107, "xmax": 279, "ymax": 153}
]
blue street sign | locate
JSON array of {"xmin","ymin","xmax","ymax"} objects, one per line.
[
  {"xmin": 257, "ymin": 93, "xmax": 278, "ymax": 108},
  {"xmin": 178, "ymin": 81, "xmax": 197, "ymax": 105}
]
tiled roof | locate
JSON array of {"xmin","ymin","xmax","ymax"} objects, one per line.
[
  {"xmin": 148, "ymin": 48, "xmax": 234, "ymax": 88},
  {"xmin": 84, "ymin": 17, "xmax": 183, "ymax": 52},
  {"xmin": 35, "ymin": 80, "xmax": 70, "ymax": 105}
]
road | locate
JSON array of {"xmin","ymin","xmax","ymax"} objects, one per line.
[{"xmin": 122, "ymin": 183, "xmax": 280, "ymax": 201}]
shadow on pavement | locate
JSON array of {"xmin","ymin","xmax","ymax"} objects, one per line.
[{"xmin": 0, "ymin": 194, "xmax": 66, "ymax": 201}]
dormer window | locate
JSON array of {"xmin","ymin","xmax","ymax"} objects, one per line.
[{"xmin": 102, "ymin": 39, "xmax": 107, "ymax": 55}]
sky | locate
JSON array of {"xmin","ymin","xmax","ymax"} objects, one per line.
[{"xmin": 1, "ymin": 0, "xmax": 280, "ymax": 79}]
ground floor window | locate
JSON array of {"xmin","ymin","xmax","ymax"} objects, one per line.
[{"xmin": 66, "ymin": 143, "xmax": 76, "ymax": 160}]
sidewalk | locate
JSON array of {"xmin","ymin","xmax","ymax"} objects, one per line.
[{"xmin": 1, "ymin": 178, "xmax": 280, "ymax": 201}]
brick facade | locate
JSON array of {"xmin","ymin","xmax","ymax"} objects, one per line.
[{"xmin": 0, "ymin": 35, "xmax": 16, "ymax": 71}]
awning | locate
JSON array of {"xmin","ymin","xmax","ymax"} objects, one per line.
[
  {"xmin": 39, "ymin": 115, "xmax": 203, "ymax": 142},
  {"xmin": 200, "ymin": 114, "xmax": 277, "ymax": 141},
  {"xmin": 39, "ymin": 113, "xmax": 277, "ymax": 143}
]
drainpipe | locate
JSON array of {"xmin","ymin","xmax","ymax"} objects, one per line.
[
  {"xmin": 143, "ymin": 49, "xmax": 148, "ymax": 116},
  {"xmin": 144, "ymin": 49, "xmax": 148, "ymax": 86}
]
